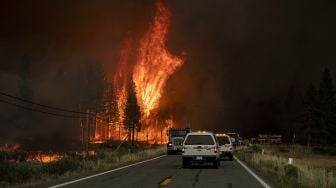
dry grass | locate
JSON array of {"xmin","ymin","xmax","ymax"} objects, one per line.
[
  {"xmin": 236, "ymin": 145, "xmax": 336, "ymax": 188},
  {"xmin": 12, "ymin": 146, "xmax": 166, "ymax": 188}
]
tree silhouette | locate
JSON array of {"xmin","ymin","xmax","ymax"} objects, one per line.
[
  {"xmin": 318, "ymin": 68, "xmax": 336, "ymax": 144},
  {"xmin": 302, "ymin": 68, "xmax": 336, "ymax": 145},
  {"xmin": 123, "ymin": 78, "xmax": 141, "ymax": 145},
  {"xmin": 302, "ymin": 83, "xmax": 319, "ymax": 146}
]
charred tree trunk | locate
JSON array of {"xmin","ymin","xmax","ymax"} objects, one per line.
[{"xmin": 131, "ymin": 122, "xmax": 135, "ymax": 146}]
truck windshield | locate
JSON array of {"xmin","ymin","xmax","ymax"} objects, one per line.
[
  {"xmin": 184, "ymin": 135, "xmax": 214, "ymax": 145},
  {"xmin": 217, "ymin": 136, "xmax": 230, "ymax": 145}
]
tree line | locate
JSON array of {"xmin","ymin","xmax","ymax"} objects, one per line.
[
  {"xmin": 243, "ymin": 68, "xmax": 336, "ymax": 146},
  {"xmin": 301, "ymin": 68, "xmax": 336, "ymax": 146}
]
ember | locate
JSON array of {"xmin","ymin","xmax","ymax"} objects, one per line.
[
  {"xmin": 26, "ymin": 153, "xmax": 63, "ymax": 163},
  {"xmin": 0, "ymin": 144, "xmax": 20, "ymax": 152}
]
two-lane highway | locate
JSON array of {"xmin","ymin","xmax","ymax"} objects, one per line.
[{"xmin": 49, "ymin": 155, "xmax": 272, "ymax": 188}]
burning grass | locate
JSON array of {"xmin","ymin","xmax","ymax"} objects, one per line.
[
  {"xmin": 0, "ymin": 144, "xmax": 165, "ymax": 187},
  {"xmin": 235, "ymin": 145, "xmax": 336, "ymax": 188}
]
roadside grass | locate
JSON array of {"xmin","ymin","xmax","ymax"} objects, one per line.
[
  {"xmin": 235, "ymin": 145, "xmax": 336, "ymax": 188},
  {"xmin": 0, "ymin": 144, "xmax": 166, "ymax": 188}
]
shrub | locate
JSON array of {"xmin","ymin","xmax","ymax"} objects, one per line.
[
  {"xmin": 43, "ymin": 157, "xmax": 80, "ymax": 175},
  {"xmin": 248, "ymin": 145, "xmax": 262, "ymax": 153},
  {"xmin": 0, "ymin": 162, "xmax": 15, "ymax": 184},
  {"xmin": 283, "ymin": 165, "xmax": 299, "ymax": 187},
  {"xmin": 0, "ymin": 162, "xmax": 36, "ymax": 184},
  {"xmin": 14, "ymin": 162, "xmax": 34, "ymax": 183},
  {"xmin": 312, "ymin": 146, "xmax": 336, "ymax": 156}
]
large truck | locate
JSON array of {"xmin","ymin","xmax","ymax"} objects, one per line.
[
  {"xmin": 167, "ymin": 128, "xmax": 192, "ymax": 155},
  {"xmin": 227, "ymin": 132, "xmax": 240, "ymax": 147}
]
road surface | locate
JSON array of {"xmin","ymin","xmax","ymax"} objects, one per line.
[{"xmin": 49, "ymin": 155, "xmax": 273, "ymax": 188}]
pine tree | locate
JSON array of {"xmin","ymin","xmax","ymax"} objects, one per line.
[
  {"xmin": 302, "ymin": 83, "xmax": 319, "ymax": 146},
  {"xmin": 123, "ymin": 78, "xmax": 141, "ymax": 146},
  {"xmin": 106, "ymin": 83, "xmax": 119, "ymax": 140},
  {"xmin": 318, "ymin": 68, "xmax": 336, "ymax": 144}
]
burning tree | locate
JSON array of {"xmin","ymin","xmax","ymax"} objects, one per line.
[
  {"xmin": 93, "ymin": 0, "xmax": 184, "ymax": 144},
  {"xmin": 123, "ymin": 79, "xmax": 141, "ymax": 145}
]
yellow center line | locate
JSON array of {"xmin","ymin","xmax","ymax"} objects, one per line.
[{"xmin": 159, "ymin": 176, "xmax": 172, "ymax": 187}]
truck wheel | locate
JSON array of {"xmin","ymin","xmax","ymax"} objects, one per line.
[
  {"xmin": 182, "ymin": 158, "xmax": 188, "ymax": 168},
  {"xmin": 213, "ymin": 159, "xmax": 219, "ymax": 169},
  {"xmin": 229, "ymin": 155, "xmax": 233, "ymax": 161}
]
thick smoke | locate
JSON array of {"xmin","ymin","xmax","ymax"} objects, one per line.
[
  {"xmin": 161, "ymin": 0, "xmax": 336, "ymax": 138},
  {"xmin": 0, "ymin": 0, "xmax": 336, "ymax": 148}
]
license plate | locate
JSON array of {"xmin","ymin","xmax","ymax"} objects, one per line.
[{"xmin": 196, "ymin": 156, "xmax": 203, "ymax": 160}]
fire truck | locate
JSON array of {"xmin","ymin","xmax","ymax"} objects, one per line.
[
  {"xmin": 167, "ymin": 128, "xmax": 192, "ymax": 155},
  {"xmin": 251, "ymin": 134, "xmax": 282, "ymax": 144}
]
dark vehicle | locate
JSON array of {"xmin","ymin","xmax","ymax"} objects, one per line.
[
  {"xmin": 227, "ymin": 133, "xmax": 240, "ymax": 146},
  {"xmin": 167, "ymin": 128, "xmax": 192, "ymax": 155}
]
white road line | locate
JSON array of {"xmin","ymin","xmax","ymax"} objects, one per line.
[
  {"xmin": 234, "ymin": 156, "xmax": 272, "ymax": 188},
  {"xmin": 49, "ymin": 155, "xmax": 167, "ymax": 188}
]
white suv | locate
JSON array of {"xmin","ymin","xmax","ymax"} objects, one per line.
[
  {"xmin": 216, "ymin": 134, "xmax": 233, "ymax": 161},
  {"xmin": 182, "ymin": 132, "xmax": 220, "ymax": 168}
]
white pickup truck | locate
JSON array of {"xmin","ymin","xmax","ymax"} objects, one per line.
[
  {"xmin": 182, "ymin": 132, "xmax": 220, "ymax": 168},
  {"xmin": 216, "ymin": 134, "xmax": 233, "ymax": 160}
]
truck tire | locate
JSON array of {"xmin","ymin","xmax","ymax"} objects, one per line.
[
  {"xmin": 213, "ymin": 159, "xmax": 219, "ymax": 169},
  {"xmin": 182, "ymin": 158, "xmax": 189, "ymax": 168},
  {"xmin": 229, "ymin": 155, "xmax": 233, "ymax": 161}
]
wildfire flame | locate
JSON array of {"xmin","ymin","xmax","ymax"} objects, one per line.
[
  {"xmin": 93, "ymin": 0, "xmax": 183, "ymax": 144},
  {"xmin": 27, "ymin": 153, "xmax": 63, "ymax": 163},
  {"xmin": 114, "ymin": 40, "xmax": 132, "ymax": 125},
  {"xmin": 0, "ymin": 144, "xmax": 20, "ymax": 152},
  {"xmin": 133, "ymin": 0, "xmax": 184, "ymax": 121}
]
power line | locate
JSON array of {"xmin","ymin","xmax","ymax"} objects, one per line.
[
  {"xmin": 0, "ymin": 91, "xmax": 122, "ymax": 125},
  {"xmin": 0, "ymin": 91, "xmax": 87, "ymax": 115},
  {"xmin": 0, "ymin": 99, "xmax": 80, "ymax": 119}
]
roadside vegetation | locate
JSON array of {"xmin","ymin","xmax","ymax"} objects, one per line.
[
  {"xmin": 0, "ymin": 143, "xmax": 165, "ymax": 188},
  {"xmin": 235, "ymin": 145, "xmax": 336, "ymax": 188}
]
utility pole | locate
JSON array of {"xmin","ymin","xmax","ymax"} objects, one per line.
[
  {"xmin": 155, "ymin": 120, "xmax": 158, "ymax": 144},
  {"xmin": 79, "ymin": 104, "xmax": 84, "ymax": 151},
  {"xmin": 119, "ymin": 123, "xmax": 121, "ymax": 144},
  {"xmin": 86, "ymin": 109, "xmax": 90, "ymax": 153}
]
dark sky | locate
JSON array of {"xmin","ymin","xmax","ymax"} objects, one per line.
[{"xmin": 1, "ymin": 0, "xmax": 336, "ymax": 144}]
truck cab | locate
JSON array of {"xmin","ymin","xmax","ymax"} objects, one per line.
[{"xmin": 167, "ymin": 128, "xmax": 191, "ymax": 155}]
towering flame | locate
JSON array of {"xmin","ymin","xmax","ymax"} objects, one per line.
[
  {"xmin": 133, "ymin": 0, "xmax": 184, "ymax": 121},
  {"xmin": 114, "ymin": 40, "xmax": 132, "ymax": 125},
  {"xmin": 93, "ymin": 0, "xmax": 183, "ymax": 144}
]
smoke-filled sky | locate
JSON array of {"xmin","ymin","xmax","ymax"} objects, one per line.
[{"xmin": 1, "ymin": 0, "xmax": 336, "ymax": 146}]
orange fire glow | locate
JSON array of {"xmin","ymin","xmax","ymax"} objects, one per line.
[
  {"xmin": 133, "ymin": 0, "xmax": 184, "ymax": 121},
  {"xmin": 114, "ymin": 40, "xmax": 132, "ymax": 125},
  {"xmin": 0, "ymin": 144, "xmax": 20, "ymax": 152},
  {"xmin": 92, "ymin": 0, "xmax": 183, "ymax": 144},
  {"xmin": 27, "ymin": 153, "xmax": 63, "ymax": 163}
]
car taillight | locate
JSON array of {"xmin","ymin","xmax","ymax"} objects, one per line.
[
  {"xmin": 214, "ymin": 147, "xmax": 218, "ymax": 153},
  {"xmin": 182, "ymin": 147, "xmax": 185, "ymax": 153}
]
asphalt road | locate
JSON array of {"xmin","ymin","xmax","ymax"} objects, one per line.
[{"xmin": 49, "ymin": 155, "xmax": 272, "ymax": 188}]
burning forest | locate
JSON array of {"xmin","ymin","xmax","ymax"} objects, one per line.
[
  {"xmin": 92, "ymin": 0, "xmax": 184, "ymax": 144},
  {"xmin": 0, "ymin": 0, "xmax": 183, "ymax": 165}
]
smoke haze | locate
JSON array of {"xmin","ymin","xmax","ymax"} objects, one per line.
[{"xmin": 0, "ymin": 0, "xmax": 336, "ymax": 148}]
